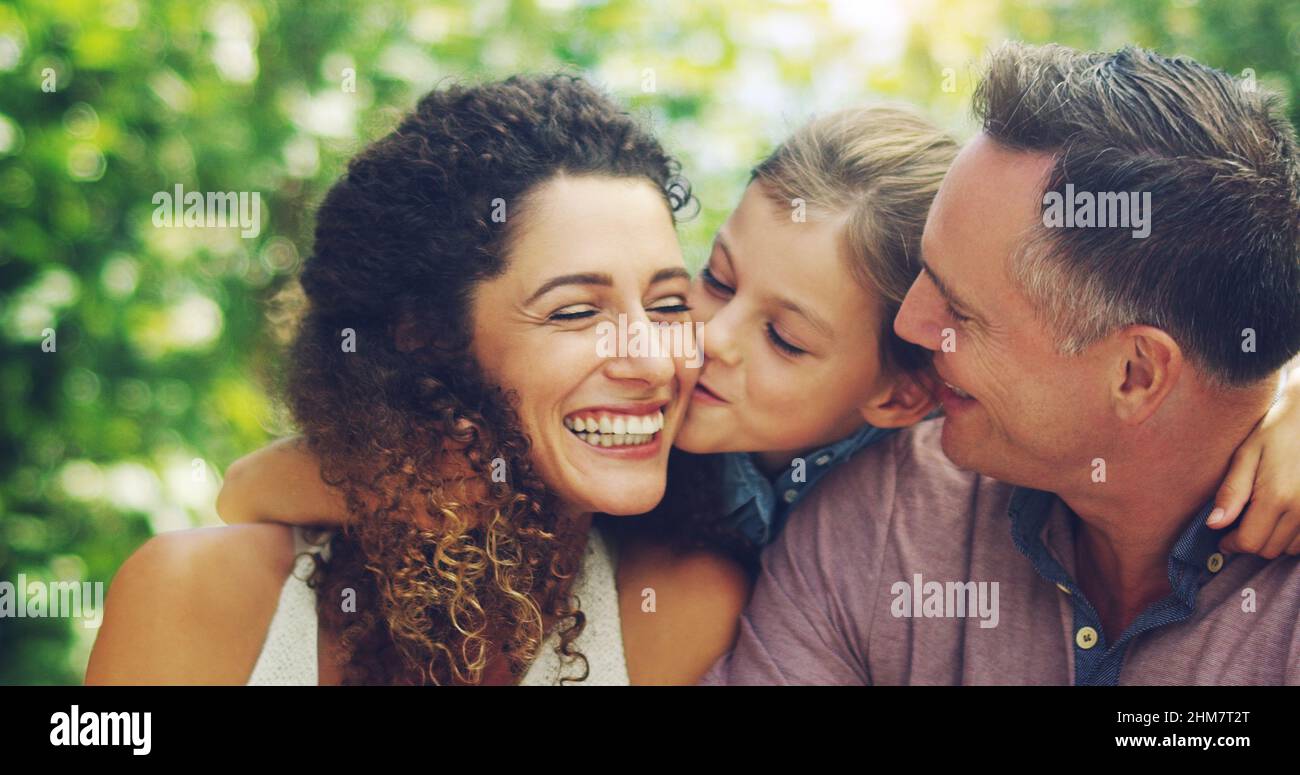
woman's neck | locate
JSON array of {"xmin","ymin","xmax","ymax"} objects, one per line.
[{"xmin": 555, "ymin": 505, "xmax": 595, "ymax": 543}]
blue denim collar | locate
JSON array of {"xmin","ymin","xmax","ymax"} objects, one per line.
[
  {"xmin": 722, "ymin": 423, "xmax": 897, "ymax": 546},
  {"xmin": 1007, "ymin": 487, "xmax": 1223, "ymax": 684}
]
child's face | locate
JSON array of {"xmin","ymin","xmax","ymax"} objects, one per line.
[{"xmin": 674, "ymin": 181, "xmax": 900, "ymax": 467}]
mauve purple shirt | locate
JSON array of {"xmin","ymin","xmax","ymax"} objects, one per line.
[{"xmin": 701, "ymin": 419, "xmax": 1300, "ymax": 685}]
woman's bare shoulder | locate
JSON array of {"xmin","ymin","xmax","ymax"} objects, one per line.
[{"xmin": 85, "ymin": 524, "xmax": 299, "ymax": 685}]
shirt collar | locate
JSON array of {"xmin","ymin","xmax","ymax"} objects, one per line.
[
  {"xmin": 1008, "ymin": 487, "xmax": 1223, "ymax": 607},
  {"xmin": 722, "ymin": 423, "xmax": 896, "ymax": 543}
]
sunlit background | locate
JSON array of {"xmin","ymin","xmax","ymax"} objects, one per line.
[{"xmin": 1, "ymin": 0, "xmax": 1296, "ymax": 684}]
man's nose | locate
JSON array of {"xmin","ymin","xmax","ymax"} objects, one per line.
[{"xmin": 895, "ymin": 273, "xmax": 944, "ymax": 352}]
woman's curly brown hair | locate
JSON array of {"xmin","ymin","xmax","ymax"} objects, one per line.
[{"xmin": 286, "ymin": 74, "xmax": 693, "ymax": 685}]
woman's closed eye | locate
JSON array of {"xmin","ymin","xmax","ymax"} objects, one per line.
[
  {"xmin": 549, "ymin": 305, "xmax": 598, "ymax": 321},
  {"xmin": 548, "ymin": 296, "xmax": 691, "ymax": 322},
  {"xmin": 648, "ymin": 295, "xmax": 691, "ymax": 316}
]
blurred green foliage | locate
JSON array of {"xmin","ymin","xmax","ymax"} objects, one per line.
[{"xmin": 1, "ymin": 0, "xmax": 1296, "ymax": 684}]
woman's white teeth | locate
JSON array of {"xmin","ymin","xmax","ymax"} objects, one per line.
[
  {"xmin": 563, "ymin": 409, "xmax": 664, "ymax": 447},
  {"xmin": 945, "ymin": 381, "xmax": 972, "ymax": 399},
  {"xmin": 571, "ymin": 432, "xmax": 655, "ymax": 447}
]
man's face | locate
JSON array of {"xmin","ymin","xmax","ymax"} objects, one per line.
[{"xmin": 894, "ymin": 134, "xmax": 1117, "ymax": 490}]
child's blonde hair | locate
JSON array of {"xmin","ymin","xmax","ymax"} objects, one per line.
[{"xmin": 751, "ymin": 105, "xmax": 959, "ymax": 371}]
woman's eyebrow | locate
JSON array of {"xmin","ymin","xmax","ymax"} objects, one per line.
[
  {"xmin": 525, "ymin": 267, "xmax": 689, "ymax": 305},
  {"xmin": 525, "ymin": 272, "xmax": 613, "ymax": 304},
  {"xmin": 650, "ymin": 267, "xmax": 691, "ymax": 285}
]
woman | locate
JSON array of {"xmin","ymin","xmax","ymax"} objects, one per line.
[
  {"xmin": 201, "ymin": 102, "xmax": 1300, "ymax": 679},
  {"xmin": 85, "ymin": 75, "xmax": 751, "ymax": 686}
]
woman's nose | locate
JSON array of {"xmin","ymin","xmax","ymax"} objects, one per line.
[{"xmin": 601, "ymin": 311, "xmax": 678, "ymax": 385}]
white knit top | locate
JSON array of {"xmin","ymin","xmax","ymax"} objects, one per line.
[{"xmin": 246, "ymin": 524, "xmax": 629, "ymax": 686}]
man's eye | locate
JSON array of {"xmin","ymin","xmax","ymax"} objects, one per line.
[
  {"xmin": 945, "ymin": 302, "xmax": 971, "ymax": 324},
  {"xmin": 766, "ymin": 323, "xmax": 807, "ymax": 356},
  {"xmin": 701, "ymin": 266, "xmax": 734, "ymax": 295}
]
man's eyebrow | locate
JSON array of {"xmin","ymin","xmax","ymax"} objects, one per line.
[
  {"xmin": 525, "ymin": 272, "xmax": 613, "ymax": 305},
  {"xmin": 919, "ymin": 257, "xmax": 976, "ymax": 314}
]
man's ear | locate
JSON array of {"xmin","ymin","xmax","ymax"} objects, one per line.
[
  {"xmin": 1112, "ymin": 325, "xmax": 1182, "ymax": 425},
  {"xmin": 859, "ymin": 368, "xmax": 937, "ymax": 429}
]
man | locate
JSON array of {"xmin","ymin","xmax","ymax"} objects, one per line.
[{"xmin": 702, "ymin": 42, "xmax": 1300, "ymax": 685}]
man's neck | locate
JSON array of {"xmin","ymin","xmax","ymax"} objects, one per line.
[{"xmin": 1055, "ymin": 373, "xmax": 1280, "ymax": 635}]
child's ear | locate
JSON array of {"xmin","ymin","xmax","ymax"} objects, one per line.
[{"xmin": 858, "ymin": 368, "xmax": 936, "ymax": 429}]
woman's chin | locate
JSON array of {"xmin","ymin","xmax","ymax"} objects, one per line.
[{"xmin": 568, "ymin": 487, "xmax": 665, "ymax": 517}]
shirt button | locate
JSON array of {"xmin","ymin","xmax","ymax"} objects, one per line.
[
  {"xmin": 815, "ymin": 455, "xmax": 831, "ymax": 466},
  {"xmin": 1076, "ymin": 626, "xmax": 1099, "ymax": 650},
  {"xmin": 1207, "ymin": 552, "xmax": 1224, "ymax": 573},
  {"xmin": 1055, "ymin": 582, "xmax": 1072, "ymax": 595},
  {"xmin": 783, "ymin": 489, "xmax": 798, "ymax": 504}
]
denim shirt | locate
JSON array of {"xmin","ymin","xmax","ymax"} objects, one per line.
[
  {"xmin": 1008, "ymin": 488, "xmax": 1226, "ymax": 686},
  {"xmin": 722, "ymin": 423, "xmax": 898, "ymax": 547}
]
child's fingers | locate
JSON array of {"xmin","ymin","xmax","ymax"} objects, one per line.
[
  {"xmin": 1288, "ymin": 533, "xmax": 1300, "ymax": 557},
  {"xmin": 1218, "ymin": 499, "xmax": 1279, "ymax": 556},
  {"xmin": 1259, "ymin": 510, "xmax": 1299, "ymax": 559},
  {"xmin": 1209, "ymin": 442, "xmax": 1263, "ymax": 529}
]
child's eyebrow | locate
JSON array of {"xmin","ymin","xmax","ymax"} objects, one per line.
[
  {"xmin": 774, "ymin": 296, "xmax": 834, "ymax": 339},
  {"xmin": 715, "ymin": 233, "xmax": 833, "ymax": 339}
]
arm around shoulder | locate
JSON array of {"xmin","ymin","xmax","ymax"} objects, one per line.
[{"xmin": 619, "ymin": 540, "xmax": 753, "ymax": 686}]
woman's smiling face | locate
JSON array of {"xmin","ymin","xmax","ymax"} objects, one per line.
[
  {"xmin": 675, "ymin": 181, "xmax": 901, "ymax": 469},
  {"xmin": 470, "ymin": 174, "xmax": 697, "ymax": 516}
]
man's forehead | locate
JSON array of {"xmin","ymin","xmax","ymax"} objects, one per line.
[
  {"xmin": 927, "ymin": 134, "xmax": 1053, "ymax": 250},
  {"xmin": 950, "ymin": 134, "xmax": 1054, "ymax": 201}
]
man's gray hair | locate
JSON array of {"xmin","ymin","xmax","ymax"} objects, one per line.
[{"xmin": 974, "ymin": 42, "xmax": 1300, "ymax": 386}]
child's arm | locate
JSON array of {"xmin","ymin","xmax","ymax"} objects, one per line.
[
  {"xmin": 1209, "ymin": 361, "xmax": 1300, "ymax": 558},
  {"xmin": 216, "ymin": 436, "xmax": 348, "ymax": 526}
]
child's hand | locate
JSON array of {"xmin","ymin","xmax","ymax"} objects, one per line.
[
  {"xmin": 216, "ymin": 436, "xmax": 348, "ymax": 526},
  {"xmin": 1209, "ymin": 368, "xmax": 1300, "ymax": 558}
]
